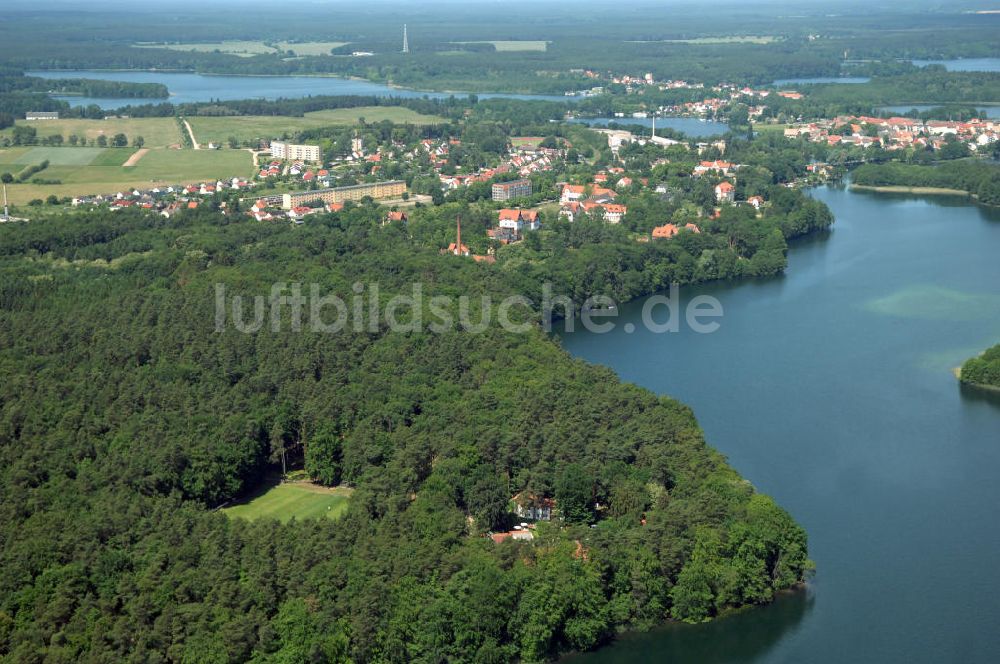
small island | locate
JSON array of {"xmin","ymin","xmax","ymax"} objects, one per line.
[{"xmin": 958, "ymin": 344, "xmax": 1000, "ymax": 390}]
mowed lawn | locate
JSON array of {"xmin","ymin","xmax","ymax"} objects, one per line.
[
  {"xmin": 0, "ymin": 146, "xmax": 253, "ymax": 204},
  {"xmin": 189, "ymin": 107, "xmax": 447, "ymax": 145},
  {"xmin": 223, "ymin": 482, "xmax": 353, "ymax": 523},
  {"xmin": 1, "ymin": 117, "xmax": 183, "ymax": 149}
]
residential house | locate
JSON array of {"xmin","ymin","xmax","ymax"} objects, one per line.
[
  {"xmin": 715, "ymin": 181, "xmax": 735, "ymax": 203},
  {"xmin": 513, "ymin": 493, "xmax": 555, "ymax": 521}
]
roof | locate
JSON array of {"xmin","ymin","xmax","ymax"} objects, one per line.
[
  {"xmin": 652, "ymin": 223, "xmax": 679, "ymax": 239},
  {"xmin": 716, "ymin": 182, "xmax": 735, "ymax": 192}
]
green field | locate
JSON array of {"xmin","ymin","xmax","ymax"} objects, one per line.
[
  {"xmin": 455, "ymin": 40, "xmax": 549, "ymax": 52},
  {"xmin": 134, "ymin": 40, "xmax": 348, "ymax": 58},
  {"xmin": 0, "ymin": 146, "xmax": 253, "ymax": 204},
  {"xmin": 223, "ymin": 481, "xmax": 353, "ymax": 523},
  {"xmin": 188, "ymin": 107, "xmax": 448, "ymax": 145},
  {"xmin": 1, "ymin": 117, "xmax": 184, "ymax": 149}
]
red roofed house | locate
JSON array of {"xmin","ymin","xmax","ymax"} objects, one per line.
[
  {"xmin": 652, "ymin": 223, "xmax": 680, "ymax": 239},
  {"xmin": 694, "ymin": 160, "xmax": 734, "ymax": 176},
  {"xmin": 715, "ymin": 181, "xmax": 735, "ymax": 203},
  {"xmin": 498, "ymin": 208, "xmax": 540, "ymax": 235}
]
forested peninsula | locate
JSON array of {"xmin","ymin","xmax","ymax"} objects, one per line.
[
  {"xmin": 851, "ymin": 161, "xmax": 1000, "ymax": 206},
  {"xmin": 959, "ymin": 345, "xmax": 1000, "ymax": 390},
  {"xmin": 0, "ymin": 203, "xmax": 812, "ymax": 662}
]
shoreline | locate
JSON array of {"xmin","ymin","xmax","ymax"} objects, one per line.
[
  {"xmin": 954, "ymin": 366, "xmax": 1000, "ymax": 393},
  {"xmin": 849, "ymin": 183, "xmax": 970, "ymax": 197},
  {"xmin": 850, "ymin": 183, "xmax": 1000, "ymax": 208}
]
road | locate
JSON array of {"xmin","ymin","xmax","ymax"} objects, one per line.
[{"xmin": 182, "ymin": 119, "xmax": 200, "ymax": 150}]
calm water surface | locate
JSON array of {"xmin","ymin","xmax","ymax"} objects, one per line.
[
  {"xmin": 912, "ymin": 58, "xmax": 1000, "ymax": 72},
  {"xmin": 26, "ymin": 70, "xmax": 576, "ymax": 108},
  {"xmin": 562, "ymin": 186, "xmax": 1000, "ymax": 663},
  {"xmin": 568, "ymin": 117, "xmax": 730, "ymax": 138},
  {"xmin": 772, "ymin": 77, "xmax": 870, "ymax": 86}
]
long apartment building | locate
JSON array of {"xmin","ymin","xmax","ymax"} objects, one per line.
[
  {"xmin": 270, "ymin": 140, "xmax": 322, "ymax": 162},
  {"xmin": 282, "ymin": 181, "xmax": 406, "ymax": 209},
  {"xmin": 491, "ymin": 178, "xmax": 532, "ymax": 202}
]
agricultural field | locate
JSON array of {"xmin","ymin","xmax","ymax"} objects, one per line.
[
  {"xmin": 188, "ymin": 106, "xmax": 448, "ymax": 145},
  {"xmin": 1, "ymin": 117, "xmax": 184, "ymax": 149},
  {"xmin": 0, "ymin": 146, "xmax": 253, "ymax": 204},
  {"xmin": 133, "ymin": 40, "xmax": 349, "ymax": 58},
  {"xmin": 455, "ymin": 40, "xmax": 549, "ymax": 52},
  {"xmin": 222, "ymin": 481, "xmax": 353, "ymax": 523}
]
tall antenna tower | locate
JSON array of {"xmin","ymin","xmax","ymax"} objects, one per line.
[{"xmin": 402, "ymin": 24, "xmax": 409, "ymax": 54}]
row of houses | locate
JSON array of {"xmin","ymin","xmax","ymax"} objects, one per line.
[
  {"xmin": 783, "ymin": 115, "xmax": 999, "ymax": 152},
  {"xmin": 70, "ymin": 176, "xmax": 256, "ymax": 213}
]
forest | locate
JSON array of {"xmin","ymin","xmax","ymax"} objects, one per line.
[
  {"xmin": 0, "ymin": 203, "xmax": 812, "ymax": 662},
  {"xmin": 960, "ymin": 345, "xmax": 1000, "ymax": 389},
  {"xmin": 851, "ymin": 161, "xmax": 1000, "ymax": 206}
]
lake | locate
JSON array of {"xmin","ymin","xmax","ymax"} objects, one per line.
[
  {"xmin": 878, "ymin": 105, "xmax": 1000, "ymax": 119},
  {"xmin": 561, "ymin": 186, "xmax": 1000, "ymax": 663},
  {"xmin": 772, "ymin": 76, "xmax": 870, "ymax": 86},
  {"xmin": 912, "ymin": 58, "xmax": 1000, "ymax": 72},
  {"xmin": 26, "ymin": 70, "xmax": 577, "ymax": 109},
  {"xmin": 568, "ymin": 116, "xmax": 730, "ymax": 138}
]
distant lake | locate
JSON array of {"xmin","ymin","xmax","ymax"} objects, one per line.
[
  {"xmin": 568, "ymin": 116, "xmax": 730, "ymax": 138},
  {"xmin": 912, "ymin": 58, "xmax": 1000, "ymax": 72},
  {"xmin": 878, "ymin": 104, "xmax": 1000, "ymax": 119},
  {"xmin": 26, "ymin": 70, "xmax": 577, "ymax": 109},
  {"xmin": 772, "ymin": 76, "xmax": 870, "ymax": 86}
]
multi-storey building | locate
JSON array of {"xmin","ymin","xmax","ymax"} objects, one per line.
[
  {"xmin": 281, "ymin": 181, "xmax": 406, "ymax": 209},
  {"xmin": 270, "ymin": 141, "xmax": 322, "ymax": 162},
  {"xmin": 491, "ymin": 179, "xmax": 532, "ymax": 202}
]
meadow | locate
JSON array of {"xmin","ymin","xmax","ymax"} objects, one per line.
[
  {"xmin": 222, "ymin": 481, "xmax": 353, "ymax": 523},
  {"xmin": 2, "ymin": 117, "xmax": 184, "ymax": 149},
  {"xmin": 0, "ymin": 146, "xmax": 253, "ymax": 204},
  {"xmin": 188, "ymin": 106, "xmax": 447, "ymax": 144}
]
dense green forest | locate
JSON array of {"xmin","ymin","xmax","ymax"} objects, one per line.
[
  {"xmin": 851, "ymin": 161, "xmax": 1000, "ymax": 206},
  {"xmin": 0, "ymin": 202, "xmax": 812, "ymax": 661},
  {"xmin": 960, "ymin": 345, "xmax": 1000, "ymax": 389}
]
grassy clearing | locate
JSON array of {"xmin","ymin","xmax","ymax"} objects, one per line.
[
  {"xmin": 511, "ymin": 136, "xmax": 544, "ymax": 148},
  {"xmin": 0, "ymin": 147, "xmax": 252, "ymax": 204},
  {"xmin": 455, "ymin": 40, "xmax": 549, "ymax": 52},
  {"xmin": 1, "ymin": 118, "xmax": 183, "ymax": 149},
  {"xmin": 188, "ymin": 107, "xmax": 447, "ymax": 145},
  {"xmin": 223, "ymin": 481, "xmax": 353, "ymax": 523},
  {"xmin": 755, "ymin": 123, "xmax": 791, "ymax": 133}
]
